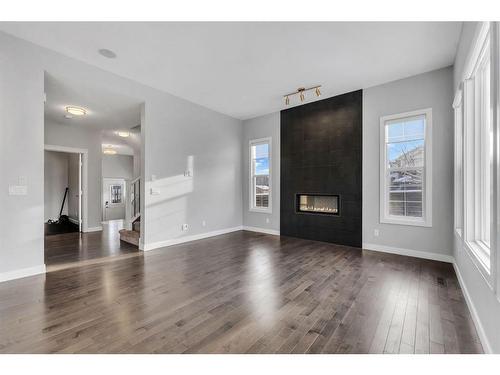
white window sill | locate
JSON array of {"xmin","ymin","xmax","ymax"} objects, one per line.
[
  {"xmin": 249, "ymin": 207, "xmax": 272, "ymax": 214},
  {"xmin": 380, "ymin": 215, "xmax": 432, "ymax": 228},
  {"xmin": 463, "ymin": 240, "xmax": 492, "ymax": 289}
]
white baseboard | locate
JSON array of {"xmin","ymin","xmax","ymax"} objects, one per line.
[
  {"xmin": 362, "ymin": 242, "xmax": 454, "ymax": 263},
  {"xmin": 84, "ymin": 226, "xmax": 102, "ymax": 233},
  {"xmin": 68, "ymin": 217, "xmax": 79, "ymax": 225},
  {"xmin": 0, "ymin": 264, "xmax": 46, "ymax": 283},
  {"xmin": 453, "ymin": 262, "xmax": 493, "ymax": 354},
  {"xmin": 242, "ymin": 225, "xmax": 280, "ymax": 236},
  {"xmin": 142, "ymin": 226, "xmax": 243, "ymax": 251}
]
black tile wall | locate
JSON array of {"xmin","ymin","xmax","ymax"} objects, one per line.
[{"xmin": 280, "ymin": 90, "xmax": 362, "ymax": 247}]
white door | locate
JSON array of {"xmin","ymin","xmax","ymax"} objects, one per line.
[{"xmin": 102, "ymin": 178, "xmax": 126, "ymax": 221}]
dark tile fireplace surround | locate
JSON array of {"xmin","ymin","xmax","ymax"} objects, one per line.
[{"xmin": 280, "ymin": 90, "xmax": 362, "ymax": 247}]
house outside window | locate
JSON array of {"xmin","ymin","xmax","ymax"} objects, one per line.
[
  {"xmin": 249, "ymin": 138, "xmax": 272, "ymax": 213},
  {"xmin": 110, "ymin": 184, "xmax": 123, "ymax": 204},
  {"xmin": 379, "ymin": 108, "xmax": 433, "ymax": 227}
]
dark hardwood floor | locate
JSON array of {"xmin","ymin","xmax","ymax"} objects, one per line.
[
  {"xmin": 1, "ymin": 231, "xmax": 482, "ymax": 354},
  {"xmin": 44, "ymin": 220, "xmax": 138, "ymax": 270}
]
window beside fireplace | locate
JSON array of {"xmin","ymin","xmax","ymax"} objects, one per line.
[{"xmin": 297, "ymin": 194, "xmax": 340, "ymax": 215}]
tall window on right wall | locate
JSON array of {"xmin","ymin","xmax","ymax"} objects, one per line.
[
  {"xmin": 463, "ymin": 32, "xmax": 492, "ymax": 275},
  {"xmin": 380, "ymin": 108, "xmax": 433, "ymax": 227}
]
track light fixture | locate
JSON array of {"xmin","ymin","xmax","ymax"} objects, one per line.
[{"xmin": 283, "ymin": 85, "xmax": 322, "ymax": 105}]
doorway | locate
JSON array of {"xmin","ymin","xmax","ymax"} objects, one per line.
[
  {"xmin": 44, "ymin": 145, "xmax": 88, "ymax": 235},
  {"xmin": 102, "ymin": 178, "xmax": 127, "ymax": 222}
]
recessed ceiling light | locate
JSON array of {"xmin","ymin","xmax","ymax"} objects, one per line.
[
  {"xmin": 98, "ymin": 49, "xmax": 117, "ymax": 59},
  {"xmin": 103, "ymin": 148, "xmax": 117, "ymax": 155},
  {"xmin": 66, "ymin": 106, "xmax": 86, "ymax": 116},
  {"xmin": 117, "ymin": 131, "xmax": 130, "ymax": 137},
  {"xmin": 64, "ymin": 114, "xmax": 74, "ymax": 119}
]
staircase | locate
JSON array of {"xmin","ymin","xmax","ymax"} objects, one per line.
[
  {"xmin": 119, "ymin": 177, "xmax": 141, "ymax": 247},
  {"xmin": 119, "ymin": 217, "xmax": 140, "ymax": 246}
]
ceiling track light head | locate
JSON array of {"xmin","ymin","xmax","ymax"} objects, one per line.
[{"xmin": 283, "ymin": 85, "xmax": 322, "ymax": 106}]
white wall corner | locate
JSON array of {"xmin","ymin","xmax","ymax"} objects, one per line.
[
  {"xmin": 453, "ymin": 262, "xmax": 494, "ymax": 354},
  {"xmin": 362, "ymin": 242, "xmax": 454, "ymax": 263},
  {"xmin": 0, "ymin": 264, "xmax": 46, "ymax": 283}
]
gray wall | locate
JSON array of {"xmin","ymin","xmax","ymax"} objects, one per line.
[
  {"xmin": 133, "ymin": 151, "xmax": 141, "ymax": 180},
  {"xmin": 0, "ymin": 32, "xmax": 44, "ymax": 276},
  {"xmin": 44, "ymin": 151, "xmax": 69, "ymax": 221},
  {"xmin": 452, "ymin": 22, "xmax": 500, "ymax": 353},
  {"xmin": 45, "ymin": 120, "xmax": 102, "ymax": 229},
  {"xmin": 102, "ymin": 154, "xmax": 134, "ymax": 180},
  {"xmin": 242, "ymin": 112, "xmax": 280, "ymax": 232},
  {"xmin": 363, "ymin": 67, "xmax": 454, "ymax": 257},
  {"xmin": 1, "ymin": 30, "xmax": 243, "ymax": 278},
  {"xmin": 144, "ymin": 95, "xmax": 242, "ymax": 245}
]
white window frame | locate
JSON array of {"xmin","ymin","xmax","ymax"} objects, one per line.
[
  {"xmin": 453, "ymin": 88, "xmax": 464, "ymax": 239},
  {"xmin": 462, "ymin": 29, "xmax": 493, "ymax": 279},
  {"xmin": 249, "ymin": 137, "xmax": 272, "ymax": 213},
  {"xmin": 379, "ymin": 108, "xmax": 433, "ymax": 227}
]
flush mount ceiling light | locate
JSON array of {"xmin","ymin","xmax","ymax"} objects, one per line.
[
  {"xmin": 283, "ymin": 85, "xmax": 322, "ymax": 106},
  {"xmin": 117, "ymin": 131, "xmax": 130, "ymax": 138},
  {"xmin": 65, "ymin": 106, "xmax": 86, "ymax": 116},
  {"xmin": 98, "ymin": 48, "xmax": 117, "ymax": 59},
  {"xmin": 103, "ymin": 144, "xmax": 117, "ymax": 155},
  {"xmin": 103, "ymin": 148, "xmax": 117, "ymax": 155}
]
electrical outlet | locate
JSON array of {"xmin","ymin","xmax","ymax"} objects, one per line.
[
  {"xmin": 202, "ymin": 220, "xmax": 206, "ymax": 227},
  {"xmin": 265, "ymin": 218, "xmax": 270, "ymax": 224},
  {"xmin": 374, "ymin": 229, "xmax": 379, "ymax": 237},
  {"xmin": 182, "ymin": 223, "xmax": 189, "ymax": 231}
]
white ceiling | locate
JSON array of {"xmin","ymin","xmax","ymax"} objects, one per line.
[
  {"xmin": 45, "ymin": 73, "xmax": 141, "ymax": 155},
  {"xmin": 101, "ymin": 127, "xmax": 141, "ymax": 156},
  {"xmin": 3, "ymin": 22, "xmax": 461, "ymax": 120},
  {"xmin": 44, "ymin": 72, "xmax": 141, "ymax": 130}
]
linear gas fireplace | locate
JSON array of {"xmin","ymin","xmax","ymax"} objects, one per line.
[{"xmin": 296, "ymin": 194, "xmax": 340, "ymax": 215}]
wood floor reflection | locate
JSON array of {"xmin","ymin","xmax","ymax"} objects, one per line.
[
  {"xmin": 0, "ymin": 231, "xmax": 482, "ymax": 353},
  {"xmin": 44, "ymin": 220, "xmax": 139, "ymax": 270}
]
